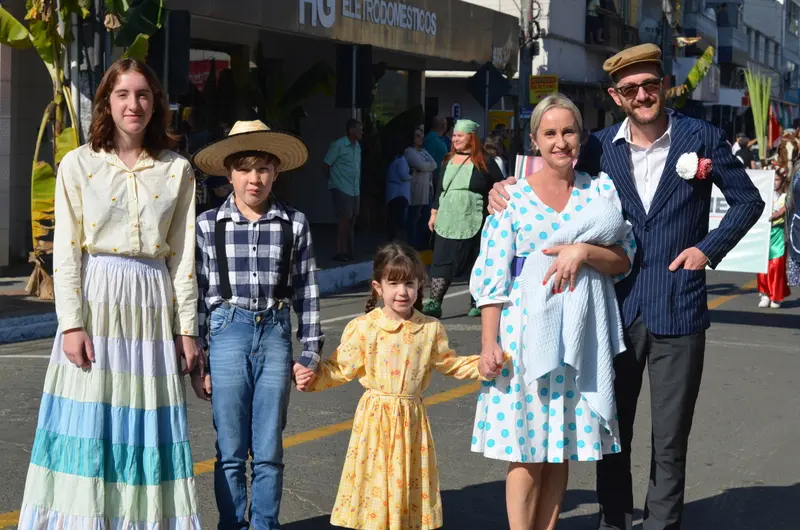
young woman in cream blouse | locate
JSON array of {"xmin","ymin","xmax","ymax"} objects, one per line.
[{"xmin": 18, "ymin": 59, "xmax": 205, "ymax": 529}]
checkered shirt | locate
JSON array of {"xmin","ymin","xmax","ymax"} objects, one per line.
[{"xmin": 196, "ymin": 195, "xmax": 324, "ymax": 369}]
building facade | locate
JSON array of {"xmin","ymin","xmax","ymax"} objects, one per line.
[{"xmin": 0, "ymin": 0, "xmax": 519, "ymax": 266}]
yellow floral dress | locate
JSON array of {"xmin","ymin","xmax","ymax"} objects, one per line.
[{"xmin": 311, "ymin": 308, "xmax": 484, "ymax": 530}]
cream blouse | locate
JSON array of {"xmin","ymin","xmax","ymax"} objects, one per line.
[{"xmin": 53, "ymin": 144, "xmax": 198, "ymax": 335}]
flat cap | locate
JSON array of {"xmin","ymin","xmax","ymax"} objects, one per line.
[{"xmin": 603, "ymin": 43, "xmax": 662, "ymax": 76}]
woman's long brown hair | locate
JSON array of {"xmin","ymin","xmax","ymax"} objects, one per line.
[
  {"xmin": 443, "ymin": 131, "xmax": 488, "ymax": 172},
  {"xmin": 364, "ymin": 242, "xmax": 427, "ymax": 314},
  {"xmin": 89, "ymin": 58, "xmax": 177, "ymax": 158}
]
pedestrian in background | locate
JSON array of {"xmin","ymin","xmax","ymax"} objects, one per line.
[
  {"xmin": 424, "ymin": 119, "xmax": 504, "ymax": 319},
  {"xmin": 757, "ymin": 170, "xmax": 791, "ymax": 307},
  {"xmin": 18, "ymin": 58, "xmax": 204, "ymax": 529},
  {"xmin": 302, "ymin": 242, "xmax": 504, "ymax": 530},
  {"xmin": 385, "ymin": 140, "xmax": 412, "ymax": 241},
  {"xmin": 405, "ymin": 125, "xmax": 437, "ymax": 247},
  {"xmin": 324, "ymin": 118, "xmax": 363, "ymax": 261},
  {"xmin": 485, "ymin": 132, "xmax": 508, "ymax": 178}
]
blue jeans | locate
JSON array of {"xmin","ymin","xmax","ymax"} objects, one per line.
[{"xmin": 209, "ymin": 304, "xmax": 293, "ymax": 530}]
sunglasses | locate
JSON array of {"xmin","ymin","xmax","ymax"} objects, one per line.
[{"xmin": 613, "ymin": 78, "xmax": 663, "ymax": 99}]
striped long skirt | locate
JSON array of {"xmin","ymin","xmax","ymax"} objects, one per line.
[{"xmin": 18, "ymin": 254, "xmax": 201, "ymax": 529}]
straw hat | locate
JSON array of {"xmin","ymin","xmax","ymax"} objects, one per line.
[{"xmin": 192, "ymin": 120, "xmax": 309, "ymax": 176}]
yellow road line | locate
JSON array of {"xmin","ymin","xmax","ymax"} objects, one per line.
[
  {"xmin": 0, "ymin": 283, "xmax": 753, "ymax": 527},
  {"xmin": 707, "ymin": 278, "xmax": 757, "ymax": 309},
  {"xmin": 193, "ymin": 381, "xmax": 481, "ymax": 476}
]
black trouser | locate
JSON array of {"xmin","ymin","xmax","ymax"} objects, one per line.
[
  {"xmin": 597, "ymin": 316, "xmax": 705, "ymax": 530},
  {"xmin": 386, "ymin": 197, "xmax": 408, "ymax": 241}
]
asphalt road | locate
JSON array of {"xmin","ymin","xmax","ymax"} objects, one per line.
[{"xmin": 0, "ymin": 272, "xmax": 798, "ymax": 529}]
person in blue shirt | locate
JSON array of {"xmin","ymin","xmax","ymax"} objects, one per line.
[
  {"xmin": 424, "ymin": 116, "xmax": 449, "ymax": 176},
  {"xmin": 324, "ymin": 119, "xmax": 363, "ymax": 261},
  {"xmin": 385, "ymin": 138, "xmax": 412, "ymax": 241}
]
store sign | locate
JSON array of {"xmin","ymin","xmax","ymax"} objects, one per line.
[
  {"xmin": 299, "ymin": 0, "xmax": 437, "ymax": 36},
  {"xmin": 529, "ymin": 75, "xmax": 559, "ymax": 105}
]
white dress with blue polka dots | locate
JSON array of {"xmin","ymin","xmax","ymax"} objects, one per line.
[{"xmin": 468, "ymin": 171, "xmax": 636, "ymax": 464}]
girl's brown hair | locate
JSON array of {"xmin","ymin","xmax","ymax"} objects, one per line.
[
  {"xmin": 89, "ymin": 58, "xmax": 177, "ymax": 158},
  {"xmin": 443, "ymin": 132, "xmax": 488, "ymax": 172},
  {"xmin": 364, "ymin": 242, "xmax": 427, "ymax": 314}
]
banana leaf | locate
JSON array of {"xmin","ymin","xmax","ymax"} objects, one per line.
[
  {"xmin": 55, "ymin": 127, "xmax": 79, "ymax": 165},
  {"xmin": 28, "ymin": 20, "xmax": 55, "ymax": 72},
  {"xmin": 667, "ymin": 46, "xmax": 714, "ymax": 108},
  {"xmin": 0, "ymin": 7, "xmax": 32, "ymax": 48},
  {"xmin": 114, "ymin": 0, "xmax": 163, "ymax": 47},
  {"xmin": 31, "ymin": 161, "xmax": 56, "ymax": 251},
  {"xmin": 263, "ymin": 61, "xmax": 335, "ymax": 131},
  {"xmin": 105, "ymin": 0, "xmax": 130, "ymax": 13},
  {"xmin": 123, "ymin": 33, "xmax": 150, "ymax": 61}
]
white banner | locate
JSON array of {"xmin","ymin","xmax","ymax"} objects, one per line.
[{"xmin": 709, "ymin": 169, "xmax": 774, "ymax": 274}]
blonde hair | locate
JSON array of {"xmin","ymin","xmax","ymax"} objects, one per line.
[{"xmin": 529, "ymin": 93, "xmax": 583, "ymax": 140}]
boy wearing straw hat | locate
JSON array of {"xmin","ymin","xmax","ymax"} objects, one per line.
[{"xmin": 193, "ymin": 120, "xmax": 323, "ymax": 530}]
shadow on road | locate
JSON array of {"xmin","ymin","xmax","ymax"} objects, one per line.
[
  {"xmin": 707, "ymin": 282, "xmax": 757, "ymax": 297},
  {"xmin": 711, "ymin": 308, "xmax": 800, "ymax": 330},
  {"xmin": 283, "ymin": 482, "xmax": 800, "ymax": 529}
]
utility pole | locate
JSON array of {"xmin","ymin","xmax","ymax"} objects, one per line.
[{"xmin": 517, "ymin": 0, "xmax": 542, "ymax": 155}]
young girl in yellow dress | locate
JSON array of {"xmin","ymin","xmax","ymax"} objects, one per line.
[{"xmin": 303, "ymin": 242, "xmax": 504, "ymax": 530}]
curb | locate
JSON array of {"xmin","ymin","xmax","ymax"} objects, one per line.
[{"xmin": 0, "ymin": 261, "xmax": 373, "ymax": 345}]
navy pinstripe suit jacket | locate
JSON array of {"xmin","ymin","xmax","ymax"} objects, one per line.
[{"xmin": 577, "ymin": 112, "xmax": 764, "ymax": 336}]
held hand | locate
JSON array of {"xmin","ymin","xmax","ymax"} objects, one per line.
[
  {"xmin": 190, "ymin": 354, "xmax": 212, "ymax": 401},
  {"xmin": 428, "ymin": 210, "xmax": 438, "ymax": 233},
  {"xmin": 293, "ymin": 363, "xmax": 317, "ymax": 391},
  {"xmin": 175, "ymin": 335, "xmax": 199, "ymax": 375},
  {"xmin": 668, "ymin": 247, "xmax": 709, "ymax": 272},
  {"xmin": 62, "ymin": 328, "xmax": 95, "ymax": 369},
  {"xmin": 479, "ymin": 342, "xmax": 505, "ymax": 379},
  {"xmin": 487, "ymin": 177, "xmax": 517, "ymax": 214},
  {"xmin": 542, "ymin": 244, "xmax": 590, "ymax": 292}
]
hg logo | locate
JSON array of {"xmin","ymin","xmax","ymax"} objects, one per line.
[{"xmin": 299, "ymin": 0, "xmax": 336, "ymax": 29}]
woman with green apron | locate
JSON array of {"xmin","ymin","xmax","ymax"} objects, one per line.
[{"xmin": 423, "ymin": 119, "xmax": 504, "ymax": 318}]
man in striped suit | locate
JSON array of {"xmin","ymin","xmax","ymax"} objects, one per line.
[{"xmin": 489, "ymin": 44, "xmax": 764, "ymax": 530}]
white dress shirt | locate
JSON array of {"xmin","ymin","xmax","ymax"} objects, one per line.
[{"xmin": 613, "ymin": 112, "xmax": 673, "ymax": 213}]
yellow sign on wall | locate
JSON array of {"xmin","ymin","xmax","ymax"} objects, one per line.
[
  {"xmin": 529, "ymin": 75, "xmax": 559, "ymax": 105},
  {"xmin": 488, "ymin": 110, "xmax": 514, "ymax": 132}
]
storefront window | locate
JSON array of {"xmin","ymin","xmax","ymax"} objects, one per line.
[{"xmin": 789, "ymin": 2, "xmax": 800, "ymax": 36}]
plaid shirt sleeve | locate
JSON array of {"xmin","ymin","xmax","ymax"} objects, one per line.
[
  {"xmin": 195, "ymin": 217, "xmax": 212, "ymax": 350},
  {"xmin": 291, "ymin": 213, "xmax": 324, "ymax": 370}
]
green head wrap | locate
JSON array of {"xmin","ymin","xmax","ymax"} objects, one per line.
[{"xmin": 453, "ymin": 119, "xmax": 479, "ymax": 134}]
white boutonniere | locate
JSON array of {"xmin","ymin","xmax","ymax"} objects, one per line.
[
  {"xmin": 676, "ymin": 153, "xmax": 699, "ymax": 180},
  {"xmin": 676, "ymin": 153, "xmax": 713, "ymax": 181}
]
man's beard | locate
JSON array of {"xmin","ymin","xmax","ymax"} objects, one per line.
[{"xmin": 625, "ymin": 100, "xmax": 664, "ymax": 125}]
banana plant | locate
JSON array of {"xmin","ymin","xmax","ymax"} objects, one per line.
[
  {"xmin": 0, "ymin": 1, "xmax": 85, "ymax": 299},
  {"xmin": 666, "ymin": 46, "xmax": 715, "ymax": 109},
  {"xmin": 259, "ymin": 60, "xmax": 336, "ymax": 132},
  {"xmin": 105, "ymin": 0, "xmax": 164, "ymax": 61}
]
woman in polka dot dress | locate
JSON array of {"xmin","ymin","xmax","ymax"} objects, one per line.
[{"xmin": 469, "ymin": 95, "xmax": 636, "ymax": 530}]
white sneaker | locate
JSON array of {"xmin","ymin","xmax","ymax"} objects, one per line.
[
  {"xmin": 770, "ymin": 301, "xmax": 781, "ymax": 309},
  {"xmin": 758, "ymin": 295, "xmax": 770, "ymax": 308}
]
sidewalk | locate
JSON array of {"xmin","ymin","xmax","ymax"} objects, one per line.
[{"xmin": 0, "ymin": 224, "xmax": 392, "ymax": 344}]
